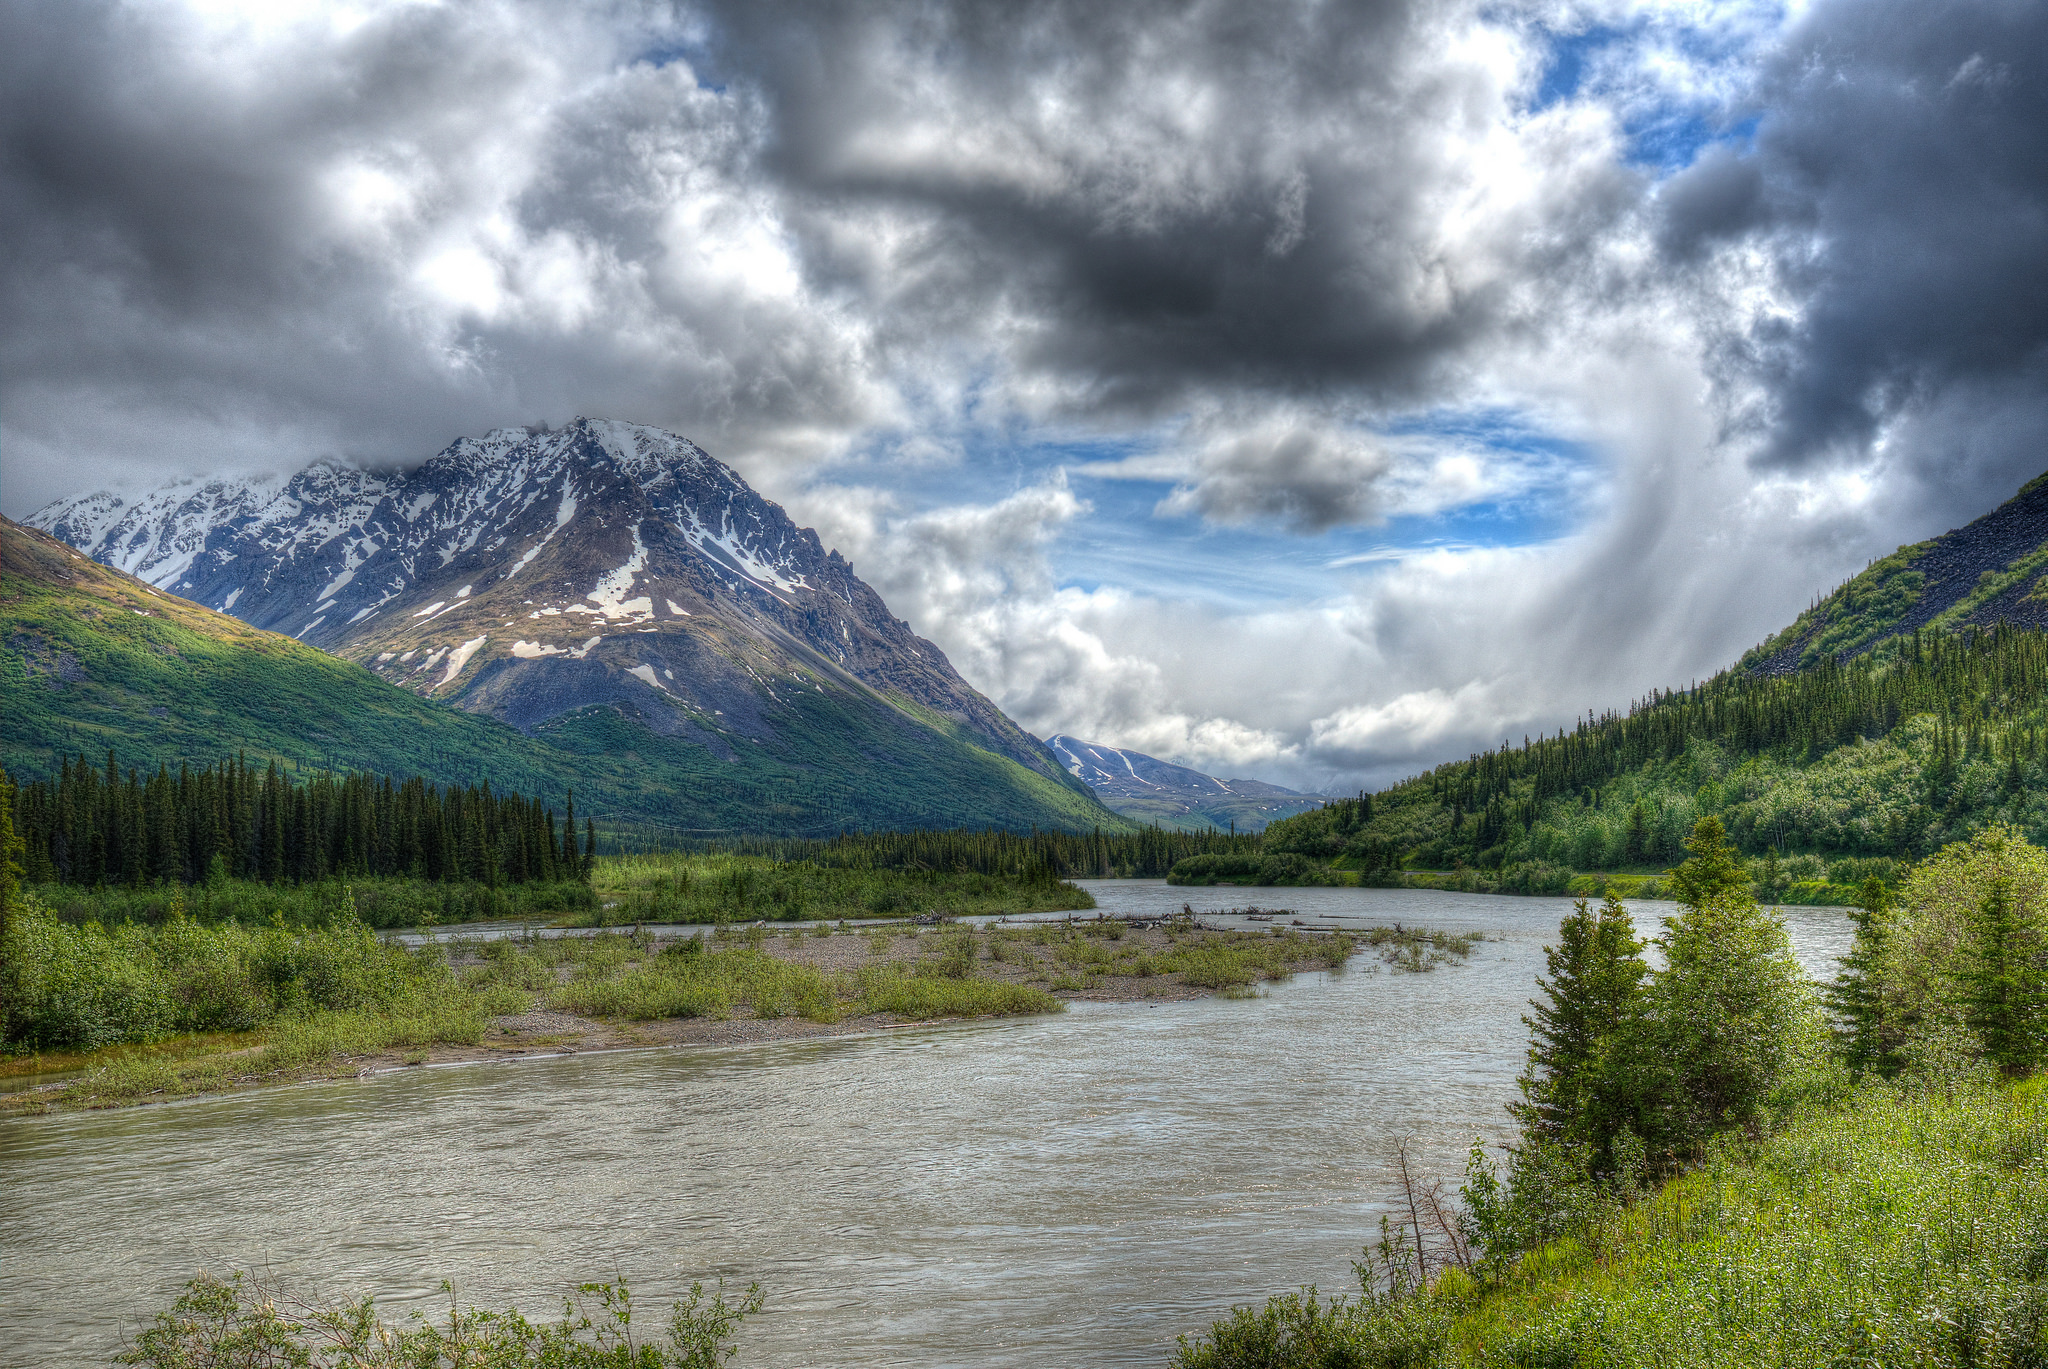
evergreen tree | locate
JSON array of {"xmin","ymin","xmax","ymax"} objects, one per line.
[
  {"xmin": 1665, "ymin": 817, "xmax": 1749, "ymax": 910},
  {"xmin": 1514, "ymin": 893, "xmax": 1648, "ymax": 1176},
  {"xmin": 0, "ymin": 768, "xmax": 23, "ymax": 943},
  {"xmin": 1958, "ymin": 877, "xmax": 2048, "ymax": 1076},
  {"xmin": 1825, "ymin": 876, "xmax": 1898, "ymax": 1077},
  {"xmin": 1641, "ymin": 882, "xmax": 1817, "ymax": 1158}
]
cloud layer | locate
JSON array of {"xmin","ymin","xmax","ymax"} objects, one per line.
[{"xmin": 5, "ymin": 0, "xmax": 2043, "ymax": 791}]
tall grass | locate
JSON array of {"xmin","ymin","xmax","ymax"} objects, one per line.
[
  {"xmin": 585, "ymin": 851, "xmax": 1095, "ymax": 925},
  {"xmin": 1175, "ymin": 1078, "xmax": 2048, "ymax": 1368},
  {"xmin": 29, "ymin": 876, "xmax": 596, "ymax": 930}
]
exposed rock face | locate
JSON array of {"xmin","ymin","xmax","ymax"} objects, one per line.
[
  {"xmin": 1046, "ymin": 734, "xmax": 1334, "ymax": 832},
  {"xmin": 1743, "ymin": 469, "xmax": 2048, "ymax": 676},
  {"xmin": 30, "ymin": 419, "xmax": 1076, "ymax": 789}
]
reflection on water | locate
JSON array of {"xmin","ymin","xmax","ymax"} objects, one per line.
[{"xmin": 0, "ymin": 884, "xmax": 1849, "ymax": 1368}]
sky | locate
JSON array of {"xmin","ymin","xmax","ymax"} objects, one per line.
[{"xmin": 4, "ymin": 0, "xmax": 2046, "ymax": 792}]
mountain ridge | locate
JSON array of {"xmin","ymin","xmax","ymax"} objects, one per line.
[
  {"xmin": 28, "ymin": 418, "xmax": 1074, "ymax": 793},
  {"xmin": 1046, "ymin": 734, "xmax": 1336, "ymax": 832},
  {"xmin": 25, "ymin": 420, "xmax": 1120, "ymax": 834},
  {"xmin": 1744, "ymin": 470, "xmax": 2048, "ymax": 675}
]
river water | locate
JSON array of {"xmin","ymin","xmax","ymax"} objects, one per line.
[{"xmin": 0, "ymin": 884, "xmax": 1852, "ymax": 1368}]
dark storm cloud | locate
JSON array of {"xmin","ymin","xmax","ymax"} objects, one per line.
[
  {"xmin": 0, "ymin": 0, "xmax": 880, "ymax": 511},
  {"xmin": 696, "ymin": 0, "xmax": 1632, "ymax": 415},
  {"xmin": 1662, "ymin": 0, "xmax": 2048, "ymax": 480}
]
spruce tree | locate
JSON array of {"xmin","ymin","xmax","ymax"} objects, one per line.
[
  {"xmin": 1515, "ymin": 893, "xmax": 1648, "ymax": 1177},
  {"xmin": 1959, "ymin": 878, "xmax": 2048, "ymax": 1076},
  {"xmin": 1665, "ymin": 816, "xmax": 1749, "ymax": 910},
  {"xmin": 1825, "ymin": 876, "xmax": 1897, "ymax": 1077}
]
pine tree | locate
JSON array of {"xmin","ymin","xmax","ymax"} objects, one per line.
[
  {"xmin": 1665, "ymin": 817, "xmax": 1749, "ymax": 910},
  {"xmin": 1515, "ymin": 893, "xmax": 1649, "ymax": 1176},
  {"xmin": 1959, "ymin": 878, "xmax": 2048, "ymax": 1076},
  {"xmin": 0, "ymin": 768, "xmax": 23, "ymax": 943},
  {"xmin": 1825, "ymin": 876, "xmax": 1897, "ymax": 1077}
]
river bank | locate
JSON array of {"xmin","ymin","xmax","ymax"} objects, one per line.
[
  {"xmin": 1, "ymin": 917, "xmax": 1425, "ymax": 1115},
  {"xmin": 0, "ymin": 883, "xmax": 1852, "ymax": 1369}
]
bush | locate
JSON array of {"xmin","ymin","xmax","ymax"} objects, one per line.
[{"xmin": 121, "ymin": 1272, "xmax": 761, "ymax": 1369}]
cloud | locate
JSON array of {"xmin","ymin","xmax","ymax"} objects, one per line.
[
  {"xmin": 1663, "ymin": 0, "xmax": 2048, "ymax": 480},
  {"xmin": 8, "ymin": 0, "xmax": 2048, "ymax": 797},
  {"xmin": 0, "ymin": 0, "xmax": 883, "ymax": 510}
]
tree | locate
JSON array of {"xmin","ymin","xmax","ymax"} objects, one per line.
[
  {"xmin": 1641, "ymin": 886, "xmax": 1820, "ymax": 1157},
  {"xmin": 1623, "ymin": 804, "xmax": 1648, "ymax": 865},
  {"xmin": 0, "ymin": 768, "xmax": 22, "ymax": 943},
  {"xmin": 1958, "ymin": 877, "xmax": 2048, "ymax": 1076},
  {"xmin": 1825, "ymin": 875, "xmax": 1898, "ymax": 1077},
  {"xmin": 1514, "ymin": 894, "xmax": 1648, "ymax": 1175},
  {"xmin": 1665, "ymin": 816, "xmax": 1749, "ymax": 910}
]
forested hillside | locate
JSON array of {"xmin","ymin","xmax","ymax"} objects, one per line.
[
  {"xmin": 1744, "ymin": 469, "xmax": 2048, "ymax": 674},
  {"xmin": 1257, "ymin": 626, "xmax": 2048, "ymax": 898}
]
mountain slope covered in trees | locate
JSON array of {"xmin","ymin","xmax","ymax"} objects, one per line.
[
  {"xmin": 1247, "ymin": 470, "xmax": 2048, "ymax": 897},
  {"xmin": 0, "ymin": 518, "xmax": 1130, "ymax": 836},
  {"xmin": 1744, "ymin": 470, "xmax": 2048, "ymax": 675},
  {"xmin": 1263, "ymin": 627, "xmax": 2048, "ymax": 896}
]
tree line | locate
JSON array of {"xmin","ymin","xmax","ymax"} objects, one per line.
[
  {"xmin": 1257, "ymin": 624, "xmax": 2048, "ymax": 877},
  {"xmin": 1411, "ymin": 626, "xmax": 2048, "ymax": 832},
  {"xmin": 7, "ymin": 752, "xmax": 593, "ymax": 889},
  {"xmin": 702, "ymin": 825, "xmax": 1259, "ymax": 881}
]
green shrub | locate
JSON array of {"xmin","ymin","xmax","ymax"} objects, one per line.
[{"xmin": 120, "ymin": 1271, "xmax": 761, "ymax": 1369}]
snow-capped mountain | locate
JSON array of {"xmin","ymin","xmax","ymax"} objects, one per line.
[
  {"xmin": 1046, "ymin": 734, "xmax": 1336, "ymax": 832},
  {"xmin": 31, "ymin": 419, "xmax": 1076, "ymax": 788}
]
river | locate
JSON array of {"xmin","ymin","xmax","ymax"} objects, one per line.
[{"xmin": 0, "ymin": 884, "xmax": 1852, "ymax": 1367}]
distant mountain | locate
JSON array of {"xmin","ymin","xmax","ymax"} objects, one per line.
[
  {"xmin": 1045, "ymin": 735, "xmax": 1336, "ymax": 832},
  {"xmin": 1745, "ymin": 471, "xmax": 2048, "ymax": 675},
  {"xmin": 16, "ymin": 420, "xmax": 1130, "ymax": 835}
]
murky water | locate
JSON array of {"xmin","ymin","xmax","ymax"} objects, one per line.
[{"xmin": 0, "ymin": 885, "xmax": 1850, "ymax": 1368}]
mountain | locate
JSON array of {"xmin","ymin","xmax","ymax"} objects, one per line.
[
  {"xmin": 11, "ymin": 423, "xmax": 1132, "ymax": 835},
  {"xmin": 1045, "ymin": 734, "xmax": 1336, "ymax": 832},
  {"xmin": 28, "ymin": 419, "xmax": 1070, "ymax": 787},
  {"xmin": 1744, "ymin": 471, "xmax": 2048, "ymax": 675},
  {"xmin": 1255, "ymin": 467, "xmax": 2048, "ymax": 897},
  {"xmin": 1, "ymin": 516, "xmax": 582, "ymax": 792}
]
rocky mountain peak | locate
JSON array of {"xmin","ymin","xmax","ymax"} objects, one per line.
[{"xmin": 30, "ymin": 420, "xmax": 1079, "ymax": 792}]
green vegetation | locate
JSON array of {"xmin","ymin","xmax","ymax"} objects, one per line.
[
  {"xmin": 1177, "ymin": 1079, "xmax": 2048, "ymax": 1369},
  {"xmin": 1166, "ymin": 851, "xmax": 1345, "ymax": 886},
  {"xmin": 1175, "ymin": 817, "xmax": 2048, "ymax": 1368},
  {"xmin": 586, "ymin": 850, "xmax": 1096, "ymax": 924},
  {"xmin": 121, "ymin": 1273, "xmax": 759, "ymax": 1369},
  {"xmin": 0, "ymin": 885, "xmax": 1068, "ymax": 1110},
  {"xmin": 14, "ymin": 751, "xmax": 591, "ymax": 888},
  {"xmin": 707, "ymin": 824, "xmax": 1260, "ymax": 878},
  {"xmin": 977, "ymin": 918, "xmax": 1454, "ymax": 993},
  {"xmin": 27, "ymin": 875, "xmax": 596, "ymax": 930},
  {"xmin": 1248, "ymin": 626, "xmax": 2048, "ymax": 899},
  {"xmin": 0, "ymin": 518, "xmax": 1130, "ymax": 836}
]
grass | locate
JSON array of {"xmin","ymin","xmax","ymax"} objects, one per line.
[
  {"xmin": 995, "ymin": 920, "xmax": 1386, "ymax": 991},
  {"xmin": 582, "ymin": 850, "xmax": 1097, "ymax": 925},
  {"xmin": 1176, "ymin": 1077, "xmax": 2048, "ymax": 1368},
  {"xmin": 29, "ymin": 876, "xmax": 598, "ymax": 930},
  {"xmin": 0, "ymin": 913, "xmax": 1066, "ymax": 1113}
]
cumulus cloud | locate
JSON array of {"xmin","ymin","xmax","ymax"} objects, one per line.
[
  {"xmin": 5, "ymin": 0, "xmax": 2043, "ymax": 794},
  {"xmin": 1665, "ymin": 0, "xmax": 2048, "ymax": 488}
]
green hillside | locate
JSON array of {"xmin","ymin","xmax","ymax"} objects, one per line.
[
  {"xmin": 1257, "ymin": 626, "xmax": 2048, "ymax": 900},
  {"xmin": 1744, "ymin": 469, "xmax": 2048, "ymax": 675},
  {"xmin": 1237, "ymin": 472, "xmax": 2048, "ymax": 900},
  {"xmin": 0, "ymin": 518, "xmax": 1132, "ymax": 837}
]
